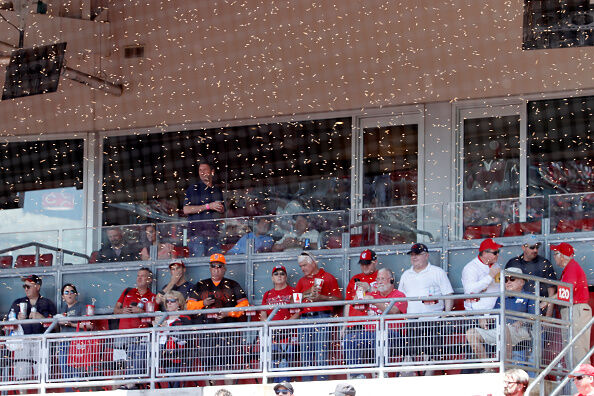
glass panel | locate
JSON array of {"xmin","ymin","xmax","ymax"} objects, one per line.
[
  {"xmin": 363, "ymin": 124, "xmax": 418, "ymax": 208},
  {"xmin": 0, "ymin": 139, "xmax": 84, "ymax": 234},
  {"xmin": 62, "ymin": 269, "xmax": 139, "ymax": 311},
  {"xmin": 252, "ymin": 256, "xmax": 344, "ymax": 303},
  {"xmin": 463, "ymin": 115, "xmax": 520, "ymax": 201},
  {"xmin": 257, "ymin": 211, "xmax": 349, "ymax": 253},
  {"xmin": 352, "ymin": 203, "xmax": 443, "ymax": 247},
  {"xmin": 0, "ymin": 230, "xmax": 59, "ymax": 268},
  {"xmin": 62, "ymin": 224, "xmax": 147, "ymax": 264},
  {"xmin": 451, "ymin": 196, "xmax": 545, "ymax": 241},
  {"xmin": 527, "ymin": 95, "xmax": 594, "ymax": 197},
  {"xmin": 102, "ymin": 118, "xmax": 351, "ymax": 225},
  {"xmin": 549, "ymin": 192, "xmax": 594, "ymax": 234},
  {"xmin": 523, "ymin": 0, "xmax": 594, "ymax": 50},
  {"xmin": 0, "ymin": 275, "xmax": 56, "ymax": 314}
]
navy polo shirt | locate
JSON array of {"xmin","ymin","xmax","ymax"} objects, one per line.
[{"xmin": 184, "ymin": 181, "xmax": 224, "ymax": 237}]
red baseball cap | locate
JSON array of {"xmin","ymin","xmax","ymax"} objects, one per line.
[
  {"xmin": 570, "ymin": 364, "xmax": 594, "ymax": 377},
  {"xmin": 272, "ymin": 265, "xmax": 287, "ymax": 274},
  {"xmin": 359, "ymin": 249, "xmax": 377, "ymax": 264},
  {"xmin": 209, "ymin": 253, "xmax": 226, "ymax": 264},
  {"xmin": 550, "ymin": 242, "xmax": 574, "ymax": 257},
  {"xmin": 479, "ymin": 238, "xmax": 503, "ymax": 253}
]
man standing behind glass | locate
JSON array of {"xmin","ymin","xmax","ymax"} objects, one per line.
[{"xmin": 183, "ymin": 160, "xmax": 225, "ymax": 257}]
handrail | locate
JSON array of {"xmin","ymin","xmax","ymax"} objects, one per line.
[
  {"xmin": 0, "ymin": 241, "xmax": 89, "ymax": 259},
  {"xmin": 526, "ymin": 316, "xmax": 594, "ymax": 395}
]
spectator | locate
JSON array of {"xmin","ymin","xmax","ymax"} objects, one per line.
[
  {"xmin": 272, "ymin": 215, "xmax": 319, "ymax": 252},
  {"xmin": 294, "ymin": 252, "xmax": 340, "ymax": 380},
  {"xmin": 398, "ymin": 243, "xmax": 454, "ymax": 373},
  {"xmin": 261, "ymin": 265, "xmax": 299, "ymax": 382},
  {"xmin": 155, "ymin": 261, "xmax": 193, "ymax": 309},
  {"xmin": 569, "ymin": 364, "xmax": 594, "ymax": 396},
  {"xmin": 186, "ymin": 253, "xmax": 249, "ymax": 372},
  {"xmin": 504, "ymin": 368, "xmax": 529, "ymax": 396},
  {"xmin": 227, "ymin": 218, "xmax": 274, "ymax": 255},
  {"xmin": 504, "ymin": 234, "xmax": 556, "ymax": 316},
  {"xmin": 329, "ymin": 383, "xmax": 356, "ymax": 396},
  {"xmin": 342, "ymin": 249, "xmax": 379, "ymax": 371},
  {"xmin": 113, "ymin": 268, "xmax": 156, "ymax": 388},
  {"xmin": 8, "ymin": 275, "xmax": 56, "ymax": 383},
  {"xmin": 466, "ymin": 268, "xmax": 534, "ymax": 364},
  {"xmin": 273, "ymin": 381, "xmax": 294, "ymax": 395},
  {"xmin": 97, "ymin": 227, "xmax": 141, "ymax": 263},
  {"xmin": 153, "ymin": 290, "xmax": 192, "ymax": 388},
  {"xmin": 183, "ymin": 160, "xmax": 225, "ymax": 257},
  {"xmin": 462, "ymin": 238, "xmax": 502, "ymax": 310},
  {"xmin": 551, "ymin": 242, "xmax": 592, "ymax": 368},
  {"xmin": 140, "ymin": 224, "xmax": 175, "ymax": 261},
  {"xmin": 361, "ymin": 268, "xmax": 407, "ymax": 370},
  {"xmin": 57, "ymin": 283, "xmax": 93, "ymax": 382}
]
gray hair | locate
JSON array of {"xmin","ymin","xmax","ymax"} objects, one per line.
[
  {"xmin": 214, "ymin": 389, "xmax": 233, "ymax": 396},
  {"xmin": 378, "ymin": 267, "xmax": 394, "ymax": 280},
  {"xmin": 505, "ymin": 368, "xmax": 529, "ymax": 390}
]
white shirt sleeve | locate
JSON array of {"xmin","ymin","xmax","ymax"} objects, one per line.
[{"xmin": 462, "ymin": 261, "xmax": 494, "ymax": 294}]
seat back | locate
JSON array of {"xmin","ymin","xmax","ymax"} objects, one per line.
[
  {"xmin": 15, "ymin": 253, "xmax": 53, "ymax": 268},
  {"xmin": 0, "ymin": 255, "xmax": 13, "ymax": 268},
  {"xmin": 463, "ymin": 224, "xmax": 502, "ymax": 240}
]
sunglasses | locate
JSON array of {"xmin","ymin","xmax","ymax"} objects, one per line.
[
  {"xmin": 273, "ymin": 272, "xmax": 286, "ymax": 276},
  {"xmin": 505, "ymin": 277, "xmax": 518, "ymax": 283},
  {"xmin": 574, "ymin": 375, "xmax": 586, "ymax": 381},
  {"xmin": 63, "ymin": 290, "xmax": 77, "ymax": 295},
  {"xmin": 485, "ymin": 250, "xmax": 500, "ymax": 255},
  {"xmin": 526, "ymin": 245, "xmax": 539, "ymax": 250},
  {"xmin": 275, "ymin": 390, "xmax": 291, "ymax": 395},
  {"xmin": 210, "ymin": 264, "xmax": 224, "ymax": 269},
  {"xmin": 166, "ymin": 299, "xmax": 178, "ymax": 304},
  {"xmin": 22, "ymin": 284, "xmax": 36, "ymax": 290}
]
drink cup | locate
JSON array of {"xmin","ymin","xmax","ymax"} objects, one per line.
[
  {"xmin": 146, "ymin": 302, "xmax": 155, "ymax": 313},
  {"xmin": 293, "ymin": 293, "xmax": 303, "ymax": 304},
  {"xmin": 356, "ymin": 288, "xmax": 365, "ymax": 300},
  {"xmin": 19, "ymin": 302, "xmax": 27, "ymax": 314},
  {"xmin": 86, "ymin": 305, "xmax": 95, "ymax": 316},
  {"xmin": 314, "ymin": 278, "xmax": 324, "ymax": 288}
]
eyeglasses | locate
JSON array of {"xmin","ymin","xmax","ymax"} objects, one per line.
[
  {"xmin": 505, "ymin": 277, "xmax": 517, "ymax": 283},
  {"xmin": 63, "ymin": 290, "xmax": 77, "ymax": 295},
  {"xmin": 275, "ymin": 390, "xmax": 291, "ymax": 395},
  {"xmin": 485, "ymin": 250, "xmax": 500, "ymax": 255},
  {"xmin": 210, "ymin": 264, "xmax": 224, "ymax": 269},
  {"xmin": 166, "ymin": 299, "xmax": 178, "ymax": 304}
]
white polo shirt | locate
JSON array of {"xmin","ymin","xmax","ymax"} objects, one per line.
[
  {"xmin": 462, "ymin": 256, "xmax": 500, "ymax": 310},
  {"xmin": 398, "ymin": 263, "xmax": 454, "ymax": 314}
]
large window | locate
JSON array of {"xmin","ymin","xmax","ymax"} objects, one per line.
[
  {"xmin": 0, "ymin": 139, "xmax": 84, "ymax": 258},
  {"xmin": 102, "ymin": 118, "xmax": 352, "ymax": 226}
]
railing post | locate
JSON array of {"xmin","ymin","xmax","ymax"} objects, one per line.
[
  {"xmin": 150, "ymin": 329, "xmax": 158, "ymax": 389},
  {"xmin": 39, "ymin": 337, "xmax": 47, "ymax": 394}
]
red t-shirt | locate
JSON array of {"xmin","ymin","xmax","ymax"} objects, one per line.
[
  {"xmin": 261, "ymin": 285, "xmax": 296, "ymax": 320},
  {"xmin": 561, "ymin": 259, "xmax": 590, "ymax": 304},
  {"xmin": 345, "ymin": 271, "xmax": 378, "ymax": 317},
  {"xmin": 117, "ymin": 288, "xmax": 157, "ymax": 329},
  {"xmin": 295, "ymin": 268, "xmax": 341, "ymax": 313},
  {"xmin": 367, "ymin": 289, "xmax": 408, "ymax": 330}
]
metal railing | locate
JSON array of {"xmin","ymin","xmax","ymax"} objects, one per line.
[{"xmin": 0, "ymin": 279, "xmax": 575, "ymax": 392}]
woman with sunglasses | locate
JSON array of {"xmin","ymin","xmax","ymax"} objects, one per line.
[
  {"xmin": 153, "ymin": 290, "xmax": 192, "ymax": 388},
  {"xmin": 57, "ymin": 284, "xmax": 93, "ymax": 383}
]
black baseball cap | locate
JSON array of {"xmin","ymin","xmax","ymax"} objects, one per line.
[
  {"xmin": 406, "ymin": 243, "xmax": 429, "ymax": 255},
  {"xmin": 22, "ymin": 275, "xmax": 42, "ymax": 285}
]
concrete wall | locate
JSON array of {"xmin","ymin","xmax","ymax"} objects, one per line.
[{"xmin": 0, "ymin": 0, "xmax": 592, "ymax": 136}]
